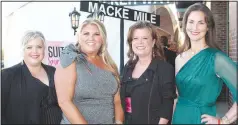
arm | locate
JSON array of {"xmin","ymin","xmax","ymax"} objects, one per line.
[
  {"xmin": 159, "ymin": 64, "xmax": 177, "ymax": 124},
  {"xmin": 1, "ymin": 68, "xmax": 12, "ymax": 124},
  {"xmin": 173, "ymin": 55, "xmax": 180, "ymax": 115},
  {"xmin": 214, "ymin": 52, "xmax": 237, "ymax": 124},
  {"xmin": 220, "ymin": 103, "xmax": 237, "ymax": 124},
  {"xmin": 54, "ymin": 61, "xmax": 87, "ymax": 124},
  {"xmin": 201, "ymin": 52, "xmax": 237, "ymax": 124},
  {"xmin": 114, "ymin": 88, "xmax": 124, "ymax": 124}
]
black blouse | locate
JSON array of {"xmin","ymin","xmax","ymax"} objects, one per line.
[
  {"xmin": 125, "ymin": 78, "xmax": 139, "ymax": 97},
  {"xmin": 121, "ymin": 58, "xmax": 177, "ymax": 124},
  {"xmin": 1, "ymin": 61, "xmax": 62, "ymax": 124}
]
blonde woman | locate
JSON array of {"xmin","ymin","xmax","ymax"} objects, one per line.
[
  {"xmin": 1, "ymin": 31, "xmax": 62, "ymax": 124},
  {"xmin": 54, "ymin": 19, "xmax": 124, "ymax": 124}
]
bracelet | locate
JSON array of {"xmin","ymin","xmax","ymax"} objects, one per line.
[
  {"xmin": 115, "ymin": 120, "xmax": 123, "ymax": 124},
  {"xmin": 221, "ymin": 115, "xmax": 230, "ymax": 124},
  {"xmin": 218, "ymin": 119, "xmax": 220, "ymax": 125}
]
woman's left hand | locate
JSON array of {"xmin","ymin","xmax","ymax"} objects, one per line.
[{"xmin": 201, "ymin": 114, "xmax": 220, "ymax": 124}]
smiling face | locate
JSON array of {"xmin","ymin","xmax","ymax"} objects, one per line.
[
  {"xmin": 186, "ymin": 11, "xmax": 208, "ymax": 43},
  {"xmin": 23, "ymin": 37, "xmax": 45, "ymax": 66},
  {"xmin": 79, "ymin": 24, "xmax": 103, "ymax": 56},
  {"xmin": 131, "ymin": 28, "xmax": 155, "ymax": 58}
]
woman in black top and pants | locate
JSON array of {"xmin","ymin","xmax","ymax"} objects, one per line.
[
  {"xmin": 120, "ymin": 21, "xmax": 177, "ymax": 124},
  {"xmin": 1, "ymin": 31, "xmax": 62, "ymax": 124}
]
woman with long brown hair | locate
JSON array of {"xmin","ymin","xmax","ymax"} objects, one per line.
[{"xmin": 172, "ymin": 3, "xmax": 237, "ymax": 124}]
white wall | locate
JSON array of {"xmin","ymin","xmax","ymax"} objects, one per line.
[
  {"xmin": 2, "ymin": 2, "xmax": 152, "ymax": 71},
  {"xmin": 3, "ymin": 2, "xmax": 81, "ymax": 68}
]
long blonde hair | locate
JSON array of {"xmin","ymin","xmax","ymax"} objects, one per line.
[{"xmin": 76, "ymin": 19, "xmax": 120, "ymax": 84}]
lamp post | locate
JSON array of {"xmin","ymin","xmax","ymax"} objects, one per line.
[
  {"xmin": 69, "ymin": 7, "xmax": 80, "ymax": 35},
  {"xmin": 87, "ymin": 10, "xmax": 105, "ymax": 22}
]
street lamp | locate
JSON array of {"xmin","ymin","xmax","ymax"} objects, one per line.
[
  {"xmin": 87, "ymin": 10, "xmax": 105, "ymax": 22},
  {"xmin": 69, "ymin": 7, "xmax": 80, "ymax": 35}
]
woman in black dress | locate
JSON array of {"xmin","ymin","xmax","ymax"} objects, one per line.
[
  {"xmin": 120, "ymin": 21, "xmax": 177, "ymax": 124},
  {"xmin": 1, "ymin": 31, "xmax": 62, "ymax": 124}
]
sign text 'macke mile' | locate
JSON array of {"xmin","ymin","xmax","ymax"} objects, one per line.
[{"xmin": 80, "ymin": 1, "xmax": 160, "ymax": 26}]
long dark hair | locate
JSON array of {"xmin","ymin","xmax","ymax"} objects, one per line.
[
  {"xmin": 127, "ymin": 21, "xmax": 165, "ymax": 65},
  {"xmin": 179, "ymin": 2, "xmax": 221, "ymax": 54}
]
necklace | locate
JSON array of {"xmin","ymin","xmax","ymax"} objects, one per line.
[{"xmin": 189, "ymin": 45, "xmax": 208, "ymax": 55}]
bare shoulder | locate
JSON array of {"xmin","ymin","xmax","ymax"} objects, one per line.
[
  {"xmin": 175, "ymin": 54, "xmax": 181, "ymax": 62},
  {"xmin": 56, "ymin": 61, "xmax": 76, "ymax": 72},
  {"xmin": 54, "ymin": 61, "xmax": 77, "ymax": 84},
  {"xmin": 175, "ymin": 52, "xmax": 188, "ymax": 75},
  {"xmin": 175, "ymin": 53, "xmax": 183, "ymax": 63},
  {"xmin": 175, "ymin": 51, "xmax": 188, "ymax": 61}
]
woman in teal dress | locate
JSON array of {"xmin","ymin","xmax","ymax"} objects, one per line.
[{"xmin": 172, "ymin": 3, "xmax": 237, "ymax": 124}]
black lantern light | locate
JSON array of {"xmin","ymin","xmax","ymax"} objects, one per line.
[
  {"xmin": 69, "ymin": 7, "xmax": 80, "ymax": 35},
  {"xmin": 87, "ymin": 10, "xmax": 105, "ymax": 22}
]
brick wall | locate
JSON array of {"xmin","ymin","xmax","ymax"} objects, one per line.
[
  {"xmin": 211, "ymin": 2, "xmax": 228, "ymax": 52},
  {"xmin": 211, "ymin": 2, "xmax": 229, "ymax": 102},
  {"xmin": 228, "ymin": 2, "xmax": 237, "ymax": 114},
  {"xmin": 229, "ymin": 2, "xmax": 237, "ymax": 63}
]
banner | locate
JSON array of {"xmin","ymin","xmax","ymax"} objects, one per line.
[
  {"xmin": 80, "ymin": 1, "xmax": 160, "ymax": 26},
  {"xmin": 43, "ymin": 41, "xmax": 72, "ymax": 67}
]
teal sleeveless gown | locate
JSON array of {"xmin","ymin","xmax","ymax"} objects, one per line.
[{"xmin": 172, "ymin": 48, "xmax": 237, "ymax": 124}]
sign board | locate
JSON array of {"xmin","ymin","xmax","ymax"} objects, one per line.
[
  {"xmin": 80, "ymin": 1, "xmax": 160, "ymax": 26},
  {"xmin": 99, "ymin": 0, "xmax": 173, "ymax": 6},
  {"xmin": 43, "ymin": 41, "xmax": 72, "ymax": 67}
]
